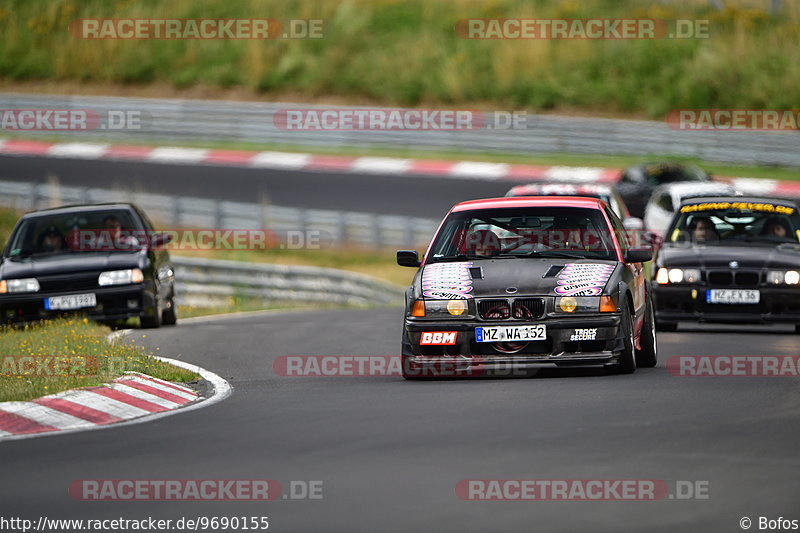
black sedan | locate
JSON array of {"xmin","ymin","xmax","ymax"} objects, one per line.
[
  {"xmin": 0, "ymin": 203, "xmax": 176, "ymax": 328},
  {"xmin": 616, "ymin": 162, "xmax": 711, "ymax": 218},
  {"xmin": 652, "ymin": 196, "xmax": 800, "ymax": 332},
  {"xmin": 396, "ymin": 196, "xmax": 656, "ymax": 379}
]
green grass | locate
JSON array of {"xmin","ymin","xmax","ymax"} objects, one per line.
[
  {"xmin": 0, "ymin": 317, "xmax": 198, "ymax": 402},
  {"xmin": 0, "ymin": 0, "xmax": 798, "ymax": 119}
]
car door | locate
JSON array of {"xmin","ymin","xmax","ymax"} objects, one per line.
[{"xmin": 134, "ymin": 207, "xmax": 174, "ymax": 305}]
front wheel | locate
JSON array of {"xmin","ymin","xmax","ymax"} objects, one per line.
[
  {"xmin": 161, "ymin": 292, "xmax": 177, "ymax": 326},
  {"xmin": 635, "ymin": 299, "xmax": 658, "ymax": 368},
  {"xmin": 607, "ymin": 301, "xmax": 636, "ymax": 375}
]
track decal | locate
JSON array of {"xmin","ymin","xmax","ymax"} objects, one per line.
[
  {"xmin": 554, "ymin": 263, "xmax": 614, "ymax": 296},
  {"xmin": 421, "ymin": 262, "xmax": 474, "ymax": 299}
]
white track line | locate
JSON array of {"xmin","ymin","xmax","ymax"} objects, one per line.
[
  {"xmin": 147, "ymin": 147, "xmax": 209, "ymax": 164},
  {"xmin": 120, "ymin": 376, "xmax": 198, "ymax": 401},
  {"xmin": 106, "ymin": 383, "xmax": 182, "ymax": 409},
  {"xmin": 0, "ymin": 357, "xmax": 231, "ymax": 443},
  {"xmin": 46, "ymin": 389, "xmax": 151, "ymax": 418},
  {"xmin": 0, "ymin": 402, "xmax": 95, "ymax": 430},
  {"xmin": 249, "ymin": 151, "xmax": 312, "ymax": 169},
  {"xmin": 48, "ymin": 143, "xmax": 109, "ymax": 159}
]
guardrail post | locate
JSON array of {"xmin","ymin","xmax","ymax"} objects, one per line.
[
  {"xmin": 372, "ymin": 214, "xmax": 382, "ymax": 248},
  {"xmin": 337, "ymin": 211, "xmax": 348, "ymax": 245}
]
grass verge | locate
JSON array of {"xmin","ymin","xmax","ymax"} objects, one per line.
[
  {"xmin": 1, "ymin": 0, "xmax": 798, "ymax": 119},
  {"xmin": 0, "ymin": 317, "xmax": 198, "ymax": 402}
]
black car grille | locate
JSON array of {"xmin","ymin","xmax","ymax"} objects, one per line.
[
  {"xmin": 512, "ymin": 298, "xmax": 545, "ymax": 319},
  {"xmin": 706, "ymin": 270, "xmax": 760, "ymax": 288},
  {"xmin": 36, "ymin": 272, "xmax": 102, "ymax": 292},
  {"xmin": 478, "ymin": 299, "xmax": 511, "ymax": 320},
  {"xmin": 478, "ymin": 298, "xmax": 545, "ymax": 320}
]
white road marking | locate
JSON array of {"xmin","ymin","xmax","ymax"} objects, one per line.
[
  {"xmin": 449, "ymin": 162, "xmax": 510, "ymax": 179},
  {"xmin": 48, "ymin": 143, "xmax": 109, "ymax": 159},
  {"xmin": 249, "ymin": 151, "xmax": 311, "ymax": 169},
  {"xmin": 0, "ymin": 402, "xmax": 94, "ymax": 430}
]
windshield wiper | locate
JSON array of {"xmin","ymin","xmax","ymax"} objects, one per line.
[{"xmin": 529, "ymin": 251, "xmax": 600, "ymax": 259}]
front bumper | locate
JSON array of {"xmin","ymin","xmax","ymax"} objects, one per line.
[
  {"xmin": 404, "ymin": 314, "xmax": 625, "ymax": 371},
  {"xmin": 0, "ymin": 283, "xmax": 156, "ymax": 324},
  {"xmin": 654, "ymin": 285, "xmax": 800, "ymax": 324}
]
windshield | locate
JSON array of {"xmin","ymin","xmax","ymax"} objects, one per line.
[
  {"xmin": 428, "ymin": 207, "xmax": 618, "ymax": 262},
  {"xmin": 666, "ymin": 201, "xmax": 800, "ymax": 246},
  {"xmin": 6, "ymin": 209, "xmax": 144, "ymax": 258}
]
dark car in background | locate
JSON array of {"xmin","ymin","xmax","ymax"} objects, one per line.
[
  {"xmin": 0, "ymin": 203, "xmax": 176, "ymax": 328},
  {"xmin": 652, "ymin": 196, "xmax": 800, "ymax": 332},
  {"xmin": 396, "ymin": 196, "xmax": 656, "ymax": 379},
  {"xmin": 616, "ymin": 162, "xmax": 711, "ymax": 218}
]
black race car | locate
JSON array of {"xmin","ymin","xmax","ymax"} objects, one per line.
[
  {"xmin": 396, "ymin": 196, "xmax": 656, "ymax": 379},
  {"xmin": 0, "ymin": 203, "xmax": 177, "ymax": 328},
  {"xmin": 652, "ymin": 196, "xmax": 800, "ymax": 332},
  {"xmin": 616, "ymin": 162, "xmax": 711, "ymax": 218}
]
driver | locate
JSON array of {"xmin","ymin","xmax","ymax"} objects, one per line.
[
  {"xmin": 37, "ymin": 226, "xmax": 66, "ymax": 253},
  {"xmin": 691, "ymin": 216, "xmax": 719, "ymax": 243},
  {"xmin": 761, "ymin": 217, "xmax": 791, "ymax": 240},
  {"xmin": 466, "ymin": 229, "xmax": 501, "ymax": 257}
]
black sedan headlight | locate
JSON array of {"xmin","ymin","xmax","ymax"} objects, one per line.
[
  {"xmin": 767, "ymin": 270, "xmax": 800, "ymax": 285},
  {"xmin": 655, "ymin": 268, "xmax": 700, "ymax": 284},
  {"xmin": 0, "ymin": 278, "xmax": 40, "ymax": 293},
  {"xmin": 98, "ymin": 268, "xmax": 144, "ymax": 286}
]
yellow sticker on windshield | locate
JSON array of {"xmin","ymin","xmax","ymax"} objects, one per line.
[{"xmin": 680, "ymin": 202, "xmax": 795, "ymax": 215}]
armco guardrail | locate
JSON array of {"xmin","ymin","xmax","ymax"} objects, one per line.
[
  {"xmin": 0, "ymin": 179, "xmax": 439, "ymax": 249},
  {"xmin": 1, "ymin": 93, "xmax": 798, "ymax": 167},
  {"xmin": 171, "ymin": 256, "xmax": 405, "ymax": 308}
]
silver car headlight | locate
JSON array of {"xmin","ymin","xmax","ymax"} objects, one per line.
[
  {"xmin": 98, "ymin": 268, "xmax": 144, "ymax": 286},
  {"xmin": 0, "ymin": 278, "xmax": 40, "ymax": 294}
]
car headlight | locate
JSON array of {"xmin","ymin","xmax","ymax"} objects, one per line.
[
  {"xmin": 98, "ymin": 268, "xmax": 144, "ymax": 286},
  {"xmin": 409, "ymin": 299, "xmax": 471, "ymax": 317},
  {"xmin": 656, "ymin": 268, "xmax": 700, "ymax": 284},
  {"xmin": 768, "ymin": 270, "xmax": 800, "ymax": 285},
  {"xmin": 556, "ymin": 296, "xmax": 616, "ymax": 313},
  {"xmin": 0, "ymin": 278, "xmax": 40, "ymax": 294}
]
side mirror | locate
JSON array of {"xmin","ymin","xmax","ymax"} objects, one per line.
[
  {"xmin": 396, "ymin": 250, "xmax": 421, "ymax": 268},
  {"xmin": 624, "ymin": 246, "xmax": 653, "ymax": 264}
]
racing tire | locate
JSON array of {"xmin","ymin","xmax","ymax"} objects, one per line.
[
  {"xmin": 635, "ymin": 299, "xmax": 658, "ymax": 368},
  {"xmin": 161, "ymin": 292, "xmax": 177, "ymax": 326},
  {"xmin": 401, "ymin": 329, "xmax": 425, "ymax": 380},
  {"xmin": 795, "ymin": 325, "xmax": 800, "ymax": 334},
  {"xmin": 607, "ymin": 300, "xmax": 636, "ymax": 375}
]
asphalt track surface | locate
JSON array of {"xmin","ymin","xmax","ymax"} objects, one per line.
[
  {"xmin": 2, "ymin": 309, "xmax": 799, "ymax": 532},
  {"xmin": 0, "ymin": 154, "xmax": 512, "ymax": 217}
]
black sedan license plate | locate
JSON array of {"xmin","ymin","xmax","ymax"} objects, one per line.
[
  {"xmin": 706, "ymin": 289, "xmax": 760, "ymax": 304},
  {"xmin": 476, "ymin": 325, "xmax": 546, "ymax": 342}
]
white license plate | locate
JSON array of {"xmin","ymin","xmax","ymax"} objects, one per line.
[
  {"xmin": 476, "ymin": 324, "xmax": 546, "ymax": 342},
  {"xmin": 706, "ymin": 289, "xmax": 760, "ymax": 304},
  {"xmin": 45, "ymin": 293, "xmax": 97, "ymax": 311}
]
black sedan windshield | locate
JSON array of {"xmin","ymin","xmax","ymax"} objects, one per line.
[
  {"xmin": 428, "ymin": 207, "xmax": 618, "ymax": 261},
  {"xmin": 6, "ymin": 210, "xmax": 144, "ymax": 258},
  {"xmin": 667, "ymin": 203, "xmax": 800, "ymax": 246}
]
